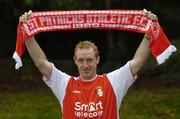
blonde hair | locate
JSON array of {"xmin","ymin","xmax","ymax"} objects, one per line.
[{"xmin": 74, "ymin": 40, "xmax": 99, "ymax": 58}]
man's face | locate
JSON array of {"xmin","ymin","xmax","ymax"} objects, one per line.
[{"xmin": 74, "ymin": 47, "xmax": 99, "ymax": 80}]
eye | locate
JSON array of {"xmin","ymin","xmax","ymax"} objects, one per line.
[
  {"xmin": 87, "ymin": 58, "xmax": 93, "ymax": 63},
  {"xmin": 77, "ymin": 58, "xmax": 83, "ymax": 64}
]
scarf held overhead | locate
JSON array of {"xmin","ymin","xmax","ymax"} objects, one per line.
[{"xmin": 13, "ymin": 10, "xmax": 177, "ymax": 69}]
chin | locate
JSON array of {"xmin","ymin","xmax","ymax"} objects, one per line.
[
  {"xmin": 82, "ymin": 74, "xmax": 91, "ymax": 79},
  {"xmin": 83, "ymin": 74, "xmax": 90, "ymax": 78}
]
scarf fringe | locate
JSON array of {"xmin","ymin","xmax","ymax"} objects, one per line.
[
  {"xmin": 156, "ymin": 45, "xmax": 177, "ymax": 65},
  {"xmin": 12, "ymin": 52, "xmax": 22, "ymax": 70}
]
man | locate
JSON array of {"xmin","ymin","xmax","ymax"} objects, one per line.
[{"xmin": 21, "ymin": 10, "xmax": 156, "ymax": 119}]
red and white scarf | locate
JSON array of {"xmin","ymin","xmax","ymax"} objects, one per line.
[{"xmin": 13, "ymin": 10, "xmax": 177, "ymax": 69}]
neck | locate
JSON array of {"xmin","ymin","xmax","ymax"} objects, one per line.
[{"xmin": 79, "ymin": 75, "xmax": 97, "ymax": 82}]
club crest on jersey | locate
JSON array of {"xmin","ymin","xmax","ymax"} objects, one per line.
[{"xmin": 97, "ymin": 86, "xmax": 103, "ymax": 97}]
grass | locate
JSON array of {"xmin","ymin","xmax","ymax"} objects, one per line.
[
  {"xmin": 0, "ymin": 87, "xmax": 180, "ymax": 119},
  {"xmin": 120, "ymin": 88, "xmax": 180, "ymax": 119},
  {"xmin": 0, "ymin": 90, "xmax": 61, "ymax": 119}
]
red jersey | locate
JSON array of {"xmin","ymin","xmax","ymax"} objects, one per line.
[{"xmin": 43, "ymin": 62, "xmax": 135, "ymax": 119}]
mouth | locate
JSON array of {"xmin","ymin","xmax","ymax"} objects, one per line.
[
  {"xmin": 83, "ymin": 70, "xmax": 89, "ymax": 73},
  {"xmin": 83, "ymin": 69, "xmax": 91, "ymax": 73}
]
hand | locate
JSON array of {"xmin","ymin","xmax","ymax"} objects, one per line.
[
  {"xmin": 19, "ymin": 10, "xmax": 32, "ymax": 23},
  {"xmin": 143, "ymin": 9, "xmax": 157, "ymax": 21}
]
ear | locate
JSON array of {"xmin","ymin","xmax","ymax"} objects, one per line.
[
  {"xmin": 74, "ymin": 56, "xmax": 78, "ymax": 65},
  {"xmin": 96, "ymin": 56, "xmax": 100, "ymax": 64}
]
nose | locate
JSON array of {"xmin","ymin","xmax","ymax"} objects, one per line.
[{"xmin": 83, "ymin": 61, "xmax": 89, "ymax": 68}]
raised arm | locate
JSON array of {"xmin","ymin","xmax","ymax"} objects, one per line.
[
  {"xmin": 25, "ymin": 37, "xmax": 52, "ymax": 79},
  {"xmin": 21, "ymin": 11, "xmax": 52, "ymax": 79},
  {"xmin": 129, "ymin": 9, "xmax": 157, "ymax": 76},
  {"xmin": 129, "ymin": 34, "xmax": 150, "ymax": 76}
]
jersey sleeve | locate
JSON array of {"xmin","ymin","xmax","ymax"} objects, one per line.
[
  {"xmin": 107, "ymin": 61, "xmax": 135, "ymax": 108},
  {"xmin": 42, "ymin": 63, "xmax": 71, "ymax": 105}
]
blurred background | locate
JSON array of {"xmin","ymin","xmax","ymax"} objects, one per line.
[{"xmin": 0, "ymin": 0, "xmax": 180, "ymax": 119}]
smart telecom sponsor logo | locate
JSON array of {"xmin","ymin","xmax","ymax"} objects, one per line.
[{"xmin": 74, "ymin": 101, "xmax": 103, "ymax": 118}]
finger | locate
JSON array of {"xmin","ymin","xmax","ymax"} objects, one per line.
[
  {"xmin": 153, "ymin": 14, "xmax": 157, "ymax": 20},
  {"xmin": 147, "ymin": 11, "xmax": 152, "ymax": 18},
  {"xmin": 143, "ymin": 9, "xmax": 156, "ymax": 20},
  {"xmin": 19, "ymin": 16, "xmax": 23, "ymax": 22},
  {"xmin": 22, "ymin": 15, "xmax": 26, "ymax": 23},
  {"xmin": 24, "ymin": 12, "xmax": 28, "ymax": 22},
  {"xmin": 26, "ymin": 10, "xmax": 32, "ymax": 19},
  {"xmin": 143, "ymin": 9, "xmax": 148, "ymax": 16},
  {"xmin": 143, "ymin": 9, "xmax": 147, "ymax": 12},
  {"xmin": 28, "ymin": 10, "xmax": 32, "ymax": 14},
  {"xmin": 149, "ymin": 12, "xmax": 157, "ymax": 20}
]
